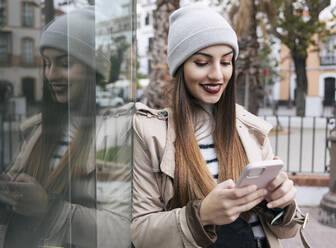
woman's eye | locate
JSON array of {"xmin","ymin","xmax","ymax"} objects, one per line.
[
  {"xmin": 194, "ymin": 61, "xmax": 207, "ymax": 67},
  {"xmin": 221, "ymin": 61, "xmax": 231, "ymax": 66},
  {"xmin": 61, "ymin": 62, "xmax": 69, "ymax": 68},
  {"xmin": 59, "ymin": 57, "xmax": 74, "ymax": 68}
]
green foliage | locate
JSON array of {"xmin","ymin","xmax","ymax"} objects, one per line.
[
  {"xmin": 108, "ymin": 36, "xmax": 129, "ymax": 83},
  {"xmin": 259, "ymin": 43, "xmax": 279, "ymax": 86},
  {"xmin": 269, "ymin": 0, "xmax": 333, "ymax": 58},
  {"xmin": 96, "ymin": 146, "xmax": 132, "ymax": 163},
  {"xmin": 109, "ymin": 55, "xmax": 122, "ymax": 83}
]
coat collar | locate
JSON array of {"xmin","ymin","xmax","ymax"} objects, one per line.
[
  {"xmin": 159, "ymin": 105, "xmax": 273, "ymax": 179},
  {"xmin": 160, "ymin": 107, "xmax": 176, "ymax": 179}
]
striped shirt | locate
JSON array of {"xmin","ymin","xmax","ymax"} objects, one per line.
[
  {"xmin": 195, "ymin": 116, "xmax": 266, "ymax": 241},
  {"xmin": 49, "ymin": 119, "xmax": 78, "ymax": 171}
]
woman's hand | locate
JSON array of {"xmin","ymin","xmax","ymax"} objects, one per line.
[
  {"xmin": 265, "ymin": 171, "xmax": 296, "ymax": 209},
  {"xmin": 0, "ymin": 173, "xmax": 48, "ymax": 217},
  {"xmin": 200, "ymin": 179, "xmax": 266, "ymax": 226}
]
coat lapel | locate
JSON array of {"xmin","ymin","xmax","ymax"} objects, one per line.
[
  {"xmin": 159, "ymin": 108, "xmax": 176, "ymax": 179},
  {"xmin": 236, "ymin": 119, "xmax": 263, "ymax": 163}
]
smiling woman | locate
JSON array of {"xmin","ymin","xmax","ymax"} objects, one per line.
[{"xmin": 132, "ymin": 3, "xmax": 306, "ymax": 248}]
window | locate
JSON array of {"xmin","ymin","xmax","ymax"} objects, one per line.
[
  {"xmin": 145, "ymin": 13, "xmax": 150, "ymax": 25},
  {"xmin": 320, "ymin": 35, "xmax": 336, "ymax": 66},
  {"xmin": 323, "ymin": 77, "xmax": 336, "ymax": 106},
  {"xmin": 22, "ymin": 77, "xmax": 35, "ymax": 103},
  {"xmin": 22, "ymin": 2, "xmax": 33, "ymax": 27},
  {"xmin": 0, "ymin": 0, "xmax": 6, "ymax": 25},
  {"xmin": 21, "ymin": 38, "xmax": 34, "ymax": 65},
  {"xmin": 148, "ymin": 37, "xmax": 153, "ymax": 51},
  {"xmin": 147, "ymin": 59, "xmax": 152, "ymax": 74},
  {"xmin": 0, "ymin": 32, "xmax": 11, "ymax": 64}
]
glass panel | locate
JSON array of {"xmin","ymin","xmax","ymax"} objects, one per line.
[{"xmin": 0, "ymin": 0, "xmax": 134, "ymax": 247}]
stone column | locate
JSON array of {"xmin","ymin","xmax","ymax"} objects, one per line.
[{"xmin": 319, "ymin": 103, "xmax": 336, "ymax": 227}]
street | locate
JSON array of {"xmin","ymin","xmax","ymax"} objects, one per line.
[{"xmin": 281, "ymin": 206, "xmax": 336, "ymax": 248}]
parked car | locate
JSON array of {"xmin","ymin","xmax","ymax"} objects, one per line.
[{"xmin": 96, "ymin": 87, "xmax": 124, "ymax": 108}]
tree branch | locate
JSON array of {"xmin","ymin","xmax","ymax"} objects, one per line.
[
  {"xmin": 317, "ymin": 0, "xmax": 331, "ymax": 14},
  {"xmin": 271, "ymin": 28, "xmax": 283, "ymax": 41},
  {"xmin": 307, "ymin": 0, "xmax": 330, "ymax": 21}
]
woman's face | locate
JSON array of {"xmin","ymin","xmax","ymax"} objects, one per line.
[
  {"xmin": 183, "ymin": 44, "xmax": 233, "ymax": 104},
  {"xmin": 42, "ymin": 48, "xmax": 87, "ymax": 104}
]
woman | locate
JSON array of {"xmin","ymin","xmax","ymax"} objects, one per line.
[
  {"xmin": 0, "ymin": 8, "xmax": 132, "ymax": 248},
  {"xmin": 132, "ymin": 4, "xmax": 307, "ymax": 248}
]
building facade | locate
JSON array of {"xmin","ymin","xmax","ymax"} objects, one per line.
[
  {"xmin": 0, "ymin": 0, "xmax": 43, "ymax": 109},
  {"xmin": 136, "ymin": 0, "xmax": 155, "ymax": 76},
  {"xmin": 279, "ymin": 33, "xmax": 336, "ymax": 116}
]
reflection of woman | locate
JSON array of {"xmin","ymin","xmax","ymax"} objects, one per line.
[
  {"xmin": 132, "ymin": 4, "xmax": 306, "ymax": 248},
  {"xmin": 0, "ymin": 8, "xmax": 131, "ymax": 248}
]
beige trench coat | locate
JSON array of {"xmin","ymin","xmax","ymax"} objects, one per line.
[{"xmin": 132, "ymin": 102, "xmax": 305, "ymax": 248}]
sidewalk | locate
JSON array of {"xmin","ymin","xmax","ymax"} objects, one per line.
[
  {"xmin": 280, "ymin": 206, "xmax": 336, "ymax": 248},
  {"xmin": 258, "ymin": 106, "xmax": 334, "ymax": 117}
]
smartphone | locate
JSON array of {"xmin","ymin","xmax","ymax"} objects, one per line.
[{"xmin": 236, "ymin": 160, "xmax": 284, "ymax": 188}]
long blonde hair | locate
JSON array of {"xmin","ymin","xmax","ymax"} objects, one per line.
[{"xmin": 170, "ymin": 62, "xmax": 248, "ymax": 208}]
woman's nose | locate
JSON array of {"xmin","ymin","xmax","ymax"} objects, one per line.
[
  {"xmin": 208, "ymin": 63, "xmax": 223, "ymax": 81},
  {"xmin": 45, "ymin": 64, "xmax": 58, "ymax": 81}
]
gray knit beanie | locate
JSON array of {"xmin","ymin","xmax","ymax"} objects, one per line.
[
  {"xmin": 167, "ymin": 4, "xmax": 239, "ymax": 76},
  {"xmin": 39, "ymin": 7, "xmax": 109, "ymax": 77}
]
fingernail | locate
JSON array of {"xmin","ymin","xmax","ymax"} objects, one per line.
[
  {"xmin": 263, "ymin": 189, "xmax": 268, "ymax": 195},
  {"xmin": 267, "ymin": 203, "xmax": 272, "ymax": 208}
]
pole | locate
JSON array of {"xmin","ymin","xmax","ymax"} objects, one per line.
[
  {"xmin": 319, "ymin": 101, "xmax": 336, "ymax": 227},
  {"xmin": 0, "ymin": 114, "xmax": 3, "ymax": 172},
  {"xmin": 244, "ymin": 71, "xmax": 249, "ymax": 109}
]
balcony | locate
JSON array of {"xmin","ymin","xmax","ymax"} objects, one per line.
[{"xmin": 320, "ymin": 55, "xmax": 336, "ymax": 66}]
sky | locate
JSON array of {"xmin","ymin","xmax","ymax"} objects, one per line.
[
  {"xmin": 51, "ymin": 0, "xmax": 336, "ymax": 22},
  {"xmin": 320, "ymin": 0, "xmax": 336, "ymax": 20},
  {"xmin": 53, "ymin": 0, "xmax": 130, "ymax": 21}
]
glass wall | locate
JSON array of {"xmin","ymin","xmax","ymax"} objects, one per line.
[{"xmin": 0, "ymin": 0, "xmax": 135, "ymax": 247}]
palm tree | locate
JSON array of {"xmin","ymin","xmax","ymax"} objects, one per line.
[
  {"xmin": 142, "ymin": 0, "xmax": 179, "ymax": 109},
  {"xmin": 229, "ymin": 0, "xmax": 263, "ymax": 115}
]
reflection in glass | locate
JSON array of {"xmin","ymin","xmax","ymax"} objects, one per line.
[
  {"xmin": 0, "ymin": 32, "xmax": 11, "ymax": 64},
  {"xmin": 0, "ymin": 1, "xmax": 134, "ymax": 247},
  {"xmin": 22, "ymin": 1, "xmax": 34, "ymax": 27}
]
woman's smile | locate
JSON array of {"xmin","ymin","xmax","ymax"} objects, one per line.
[
  {"xmin": 200, "ymin": 83, "xmax": 222, "ymax": 94},
  {"xmin": 50, "ymin": 83, "xmax": 69, "ymax": 91}
]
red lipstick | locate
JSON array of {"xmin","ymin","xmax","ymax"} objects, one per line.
[{"xmin": 200, "ymin": 84, "xmax": 222, "ymax": 94}]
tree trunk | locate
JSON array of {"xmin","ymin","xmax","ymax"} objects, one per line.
[
  {"xmin": 44, "ymin": 0, "xmax": 55, "ymax": 24},
  {"xmin": 235, "ymin": 0, "xmax": 262, "ymax": 115},
  {"xmin": 292, "ymin": 53, "xmax": 308, "ymax": 116},
  {"xmin": 142, "ymin": 0, "xmax": 179, "ymax": 109}
]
